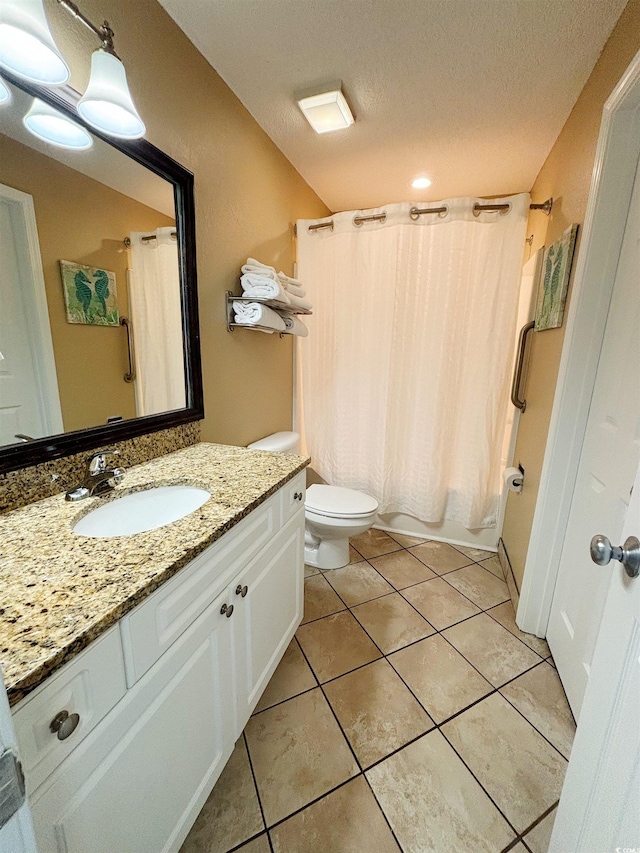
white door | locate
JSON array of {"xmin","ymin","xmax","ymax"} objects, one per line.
[
  {"xmin": 546, "ymin": 154, "xmax": 640, "ymax": 718},
  {"xmin": 0, "ymin": 671, "xmax": 38, "ymax": 853},
  {"xmin": 0, "ymin": 185, "xmax": 62, "ymax": 445},
  {"xmin": 550, "ymin": 462, "xmax": 640, "ymax": 852}
]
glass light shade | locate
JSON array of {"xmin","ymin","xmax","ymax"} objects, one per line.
[
  {"xmin": 412, "ymin": 177, "xmax": 432, "ymax": 189},
  {"xmin": 78, "ymin": 49, "xmax": 145, "ymax": 139},
  {"xmin": 0, "ymin": 77, "xmax": 10, "ymax": 104},
  {"xmin": 24, "ymin": 98, "xmax": 93, "ymax": 150},
  {"xmin": 0, "ymin": 0, "xmax": 69, "ymax": 85},
  {"xmin": 298, "ymin": 89, "xmax": 354, "ymax": 134}
]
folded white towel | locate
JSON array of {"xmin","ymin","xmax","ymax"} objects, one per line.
[
  {"xmin": 285, "ymin": 291, "xmax": 313, "ymax": 311},
  {"xmin": 233, "ymin": 302, "xmax": 286, "ymax": 332},
  {"xmin": 240, "ymin": 273, "xmax": 291, "ymax": 304},
  {"xmin": 282, "ymin": 315, "xmax": 309, "ymax": 337},
  {"xmin": 241, "ymin": 258, "xmax": 278, "ymax": 280},
  {"xmin": 277, "ymin": 271, "xmax": 306, "ymax": 296}
]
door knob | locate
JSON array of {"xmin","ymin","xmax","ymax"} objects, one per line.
[
  {"xmin": 590, "ymin": 534, "xmax": 640, "ymax": 578},
  {"xmin": 220, "ymin": 603, "xmax": 234, "ymax": 618},
  {"xmin": 50, "ymin": 710, "xmax": 80, "ymax": 741}
]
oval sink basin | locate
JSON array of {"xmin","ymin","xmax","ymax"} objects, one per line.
[{"xmin": 73, "ymin": 486, "xmax": 211, "ymax": 538}]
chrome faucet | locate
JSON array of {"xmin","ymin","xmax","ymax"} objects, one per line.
[{"xmin": 65, "ymin": 449, "xmax": 125, "ymax": 501}]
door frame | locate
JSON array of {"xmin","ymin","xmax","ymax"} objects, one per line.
[
  {"xmin": 517, "ymin": 48, "xmax": 640, "ymax": 636},
  {"xmin": 0, "ymin": 183, "xmax": 63, "ymax": 439}
]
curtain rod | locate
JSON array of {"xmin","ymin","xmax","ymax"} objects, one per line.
[
  {"xmin": 123, "ymin": 231, "xmax": 177, "ymax": 247},
  {"xmin": 302, "ymin": 197, "xmax": 553, "ymax": 234}
]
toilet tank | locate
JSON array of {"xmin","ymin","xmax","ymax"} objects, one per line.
[{"xmin": 247, "ymin": 431, "xmax": 300, "ymax": 454}]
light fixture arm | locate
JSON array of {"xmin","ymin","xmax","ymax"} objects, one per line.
[{"xmin": 56, "ymin": 0, "xmax": 119, "ymax": 57}]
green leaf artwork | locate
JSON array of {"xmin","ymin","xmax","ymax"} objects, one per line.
[
  {"xmin": 60, "ymin": 261, "xmax": 119, "ymax": 326},
  {"xmin": 534, "ymin": 224, "xmax": 579, "ymax": 331}
]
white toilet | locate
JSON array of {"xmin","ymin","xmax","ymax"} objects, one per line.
[{"xmin": 247, "ymin": 432, "xmax": 379, "ymax": 570}]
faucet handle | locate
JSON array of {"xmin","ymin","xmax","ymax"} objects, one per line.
[{"xmin": 87, "ymin": 448, "xmax": 120, "ymax": 474}]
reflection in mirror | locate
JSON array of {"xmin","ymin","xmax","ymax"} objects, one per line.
[{"xmin": 0, "ymin": 78, "xmax": 186, "ymax": 450}]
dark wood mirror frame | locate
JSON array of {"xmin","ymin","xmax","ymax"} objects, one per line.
[{"xmin": 0, "ymin": 71, "xmax": 204, "ymax": 474}]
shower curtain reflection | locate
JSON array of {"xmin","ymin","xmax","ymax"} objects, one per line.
[{"xmin": 127, "ymin": 227, "xmax": 185, "ymax": 416}]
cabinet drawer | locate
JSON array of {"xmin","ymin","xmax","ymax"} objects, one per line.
[
  {"xmin": 281, "ymin": 471, "xmax": 306, "ymax": 524},
  {"xmin": 121, "ymin": 492, "xmax": 279, "ymax": 685},
  {"xmin": 12, "ymin": 627, "xmax": 126, "ymax": 794}
]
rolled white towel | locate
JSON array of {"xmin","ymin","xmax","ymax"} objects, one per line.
[
  {"xmin": 285, "ymin": 291, "xmax": 313, "ymax": 311},
  {"xmin": 282, "ymin": 315, "xmax": 309, "ymax": 337},
  {"xmin": 240, "ymin": 273, "xmax": 291, "ymax": 304},
  {"xmin": 277, "ymin": 271, "xmax": 306, "ymax": 296},
  {"xmin": 233, "ymin": 302, "xmax": 286, "ymax": 332}
]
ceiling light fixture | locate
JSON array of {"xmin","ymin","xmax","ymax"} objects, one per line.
[
  {"xmin": 297, "ymin": 85, "xmax": 354, "ymax": 134},
  {"xmin": 412, "ymin": 177, "xmax": 432, "ymax": 189},
  {"xmin": 0, "ymin": 0, "xmax": 70, "ymax": 85},
  {"xmin": 23, "ymin": 97, "xmax": 93, "ymax": 149},
  {"xmin": 0, "ymin": 0, "xmax": 145, "ymax": 143}
]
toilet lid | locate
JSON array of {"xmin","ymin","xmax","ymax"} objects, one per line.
[{"xmin": 305, "ymin": 484, "xmax": 379, "ymax": 519}]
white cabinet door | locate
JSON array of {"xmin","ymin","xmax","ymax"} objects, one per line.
[
  {"xmin": 31, "ymin": 589, "xmax": 235, "ymax": 853},
  {"xmin": 232, "ymin": 511, "xmax": 304, "ymax": 733}
]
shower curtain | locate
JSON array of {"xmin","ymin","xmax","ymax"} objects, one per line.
[
  {"xmin": 296, "ymin": 194, "xmax": 529, "ymax": 529},
  {"xmin": 128, "ymin": 227, "xmax": 185, "ymax": 415}
]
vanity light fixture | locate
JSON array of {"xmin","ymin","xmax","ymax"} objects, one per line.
[
  {"xmin": 0, "ymin": 0, "xmax": 145, "ymax": 143},
  {"xmin": 412, "ymin": 177, "xmax": 432, "ymax": 189},
  {"xmin": 23, "ymin": 97, "xmax": 93, "ymax": 149},
  {"xmin": 297, "ymin": 86, "xmax": 354, "ymax": 134},
  {"xmin": 0, "ymin": 77, "xmax": 10, "ymax": 104},
  {"xmin": 0, "ymin": 0, "xmax": 70, "ymax": 85},
  {"xmin": 78, "ymin": 48, "xmax": 145, "ymax": 139}
]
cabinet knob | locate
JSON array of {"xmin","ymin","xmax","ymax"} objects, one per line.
[
  {"xmin": 294, "ymin": 492, "xmax": 304, "ymax": 501},
  {"xmin": 235, "ymin": 584, "xmax": 249, "ymax": 598},
  {"xmin": 50, "ymin": 710, "xmax": 80, "ymax": 741},
  {"xmin": 220, "ymin": 603, "xmax": 234, "ymax": 618}
]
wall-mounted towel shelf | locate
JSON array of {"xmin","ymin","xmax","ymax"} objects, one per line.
[{"xmin": 226, "ymin": 291, "xmax": 312, "ymax": 336}]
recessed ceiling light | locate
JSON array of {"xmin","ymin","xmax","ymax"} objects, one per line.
[
  {"xmin": 297, "ymin": 86, "xmax": 354, "ymax": 134},
  {"xmin": 412, "ymin": 177, "xmax": 432, "ymax": 189}
]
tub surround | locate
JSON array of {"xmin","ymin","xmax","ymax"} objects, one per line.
[
  {"xmin": 0, "ymin": 422, "xmax": 201, "ymax": 513},
  {"xmin": 0, "ymin": 443, "xmax": 309, "ymax": 707}
]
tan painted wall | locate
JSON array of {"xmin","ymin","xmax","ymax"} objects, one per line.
[
  {"xmin": 502, "ymin": 0, "xmax": 640, "ymax": 587},
  {"xmin": 39, "ymin": 0, "xmax": 329, "ymax": 449},
  {"xmin": 0, "ymin": 134, "xmax": 174, "ymax": 433}
]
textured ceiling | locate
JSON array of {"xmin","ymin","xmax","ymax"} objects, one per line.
[{"xmin": 158, "ymin": 0, "xmax": 626, "ymax": 213}]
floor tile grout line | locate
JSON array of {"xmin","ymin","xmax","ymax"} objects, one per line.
[
  {"xmin": 499, "ymin": 687, "xmax": 572, "ymax": 762},
  {"xmin": 484, "ymin": 604, "xmax": 551, "ymax": 658},
  {"xmin": 521, "ymin": 799, "xmax": 560, "ymax": 837},
  {"xmin": 241, "ymin": 731, "xmax": 271, "ymax": 844},
  {"xmin": 262, "ymin": 774, "xmax": 362, "ymax": 834},
  {"xmin": 437, "ymin": 725, "xmax": 522, "ymax": 839},
  {"xmin": 360, "ymin": 767, "xmax": 410, "ymax": 852}
]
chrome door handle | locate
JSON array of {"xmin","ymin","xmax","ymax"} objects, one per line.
[{"xmin": 590, "ymin": 534, "xmax": 640, "ymax": 578}]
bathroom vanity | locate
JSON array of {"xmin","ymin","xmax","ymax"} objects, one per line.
[{"xmin": 0, "ymin": 444, "xmax": 308, "ymax": 853}]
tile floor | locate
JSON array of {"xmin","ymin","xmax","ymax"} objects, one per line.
[{"xmin": 180, "ymin": 530, "xmax": 576, "ymax": 853}]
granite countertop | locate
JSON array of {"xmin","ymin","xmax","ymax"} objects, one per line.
[{"xmin": 0, "ymin": 443, "xmax": 309, "ymax": 707}]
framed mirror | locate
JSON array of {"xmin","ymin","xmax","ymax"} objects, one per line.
[{"xmin": 0, "ymin": 71, "xmax": 203, "ymax": 473}]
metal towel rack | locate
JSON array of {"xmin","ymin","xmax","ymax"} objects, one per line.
[
  {"xmin": 511, "ymin": 321, "xmax": 535, "ymax": 412},
  {"xmin": 120, "ymin": 317, "xmax": 136, "ymax": 383}
]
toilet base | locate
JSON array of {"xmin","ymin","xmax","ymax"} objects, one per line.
[{"xmin": 304, "ymin": 537, "xmax": 350, "ymax": 571}]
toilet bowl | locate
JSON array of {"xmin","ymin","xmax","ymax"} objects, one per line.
[{"xmin": 247, "ymin": 432, "xmax": 379, "ymax": 570}]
